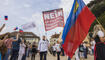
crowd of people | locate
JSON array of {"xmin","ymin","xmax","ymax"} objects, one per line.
[
  {"xmin": 0, "ymin": 32, "xmax": 38, "ymax": 60},
  {"xmin": 0, "ymin": 24, "xmax": 62, "ymax": 60},
  {"xmin": 0, "ymin": 24, "xmax": 38, "ymax": 60},
  {"xmin": 49, "ymin": 38, "xmax": 96, "ymax": 60},
  {"xmin": 0, "ymin": 24, "xmax": 105, "ymax": 60}
]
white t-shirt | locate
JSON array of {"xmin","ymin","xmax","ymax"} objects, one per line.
[
  {"xmin": 52, "ymin": 45, "xmax": 56, "ymax": 51},
  {"xmin": 38, "ymin": 40, "xmax": 49, "ymax": 52},
  {"xmin": 55, "ymin": 44, "xmax": 61, "ymax": 52},
  {"xmin": 91, "ymin": 41, "xmax": 96, "ymax": 49},
  {"xmin": 83, "ymin": 43, "xmax": 86, "ymax": 49}
]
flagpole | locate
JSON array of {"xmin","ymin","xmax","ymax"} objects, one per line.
[
  {"xmin": 96, "ymin": 19, "xmax": 102, "ymax": 26},
  {"xmin": 96, "ymin": 18, "xmax": 105, "ymax": 30}
]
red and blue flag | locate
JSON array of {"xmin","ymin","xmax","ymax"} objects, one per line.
[
  {"xmin": 4, "ymin": 16, "xmax": 8, "ymax": 20},
  {"xmin": 14, "ymin": 27, "xmax": 18, "ymax": 30},
  {"xmin": 62, "ymin": 0, "xmax": 96, "ymax": 58}
]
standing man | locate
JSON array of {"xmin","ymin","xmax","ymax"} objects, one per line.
[{"xmin": 38, "ymin": 36, "xmax": 49, "ymax": 60}]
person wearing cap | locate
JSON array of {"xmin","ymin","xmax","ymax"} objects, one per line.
[
  {"xmin": 94, "ymin": 30, "xmax": 105, "ymax": 60},
  {"xmin": 38, "ymin": 36, "xmax": 49, "ymax": 60}
]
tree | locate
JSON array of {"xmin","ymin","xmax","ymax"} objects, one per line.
[{"xmin": 88, "ymin": 0, "xmax": 105, "ymax": 32}]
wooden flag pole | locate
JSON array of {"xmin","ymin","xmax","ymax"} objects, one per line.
[
  {"xmin": 96, "ymin": 18, "xmax": 105, "ymax": 30},
  {"xmin": 96, "ymin": 19, "xmax": 102, "ymax": 27}
]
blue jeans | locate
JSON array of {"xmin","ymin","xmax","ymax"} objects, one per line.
[
  {"xmin": 4, "ymin": 48, "xmax": 11, "ymax": 60},
  {"xmin": 57, "ymin": 52, "xmax": 61, "ymax": 60},
  {"xmin": 22, "ymin": 51, "xmax": 27, "ymax": 60},
  {"xmin": 68, "ymin": 57, "xmax": 71, "ymax": 60},
  {"xmin": 10, "ymin": 49, "xmax": 19, "ymax": 60},
  {"xmin": 84, "ymin": 49, "xmax": 87, "ymax": 59},
  {"xmin": 0, "ymin": 52, "xmax": 1, "ymax": 60},
  {"xmin": 40, "ymin": 51, "xmax": 47, "ymax": 60},
  {"xmin": 92, "ymin": 49, "xmax": 94, "ymax": 55}
]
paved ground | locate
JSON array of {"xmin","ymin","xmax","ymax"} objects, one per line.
[{"xmin": 27, "ymin": 53, "xmax": 94, "ymax": 60}]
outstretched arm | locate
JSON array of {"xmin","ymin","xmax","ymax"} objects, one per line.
[
  {"xmin": 16, "ymin": 33, "xmax": 20, "ymax": 40},
  {"xmin": 11, "ymin": 33, "xmax": 20, "ymax": 41},
  {"xmin": 12, "ymin": 33, "xmax": 20, "ymax": 41},
  {"xmin": 0, "ymin": 24, "xmax": 5, "ymax": 32}
]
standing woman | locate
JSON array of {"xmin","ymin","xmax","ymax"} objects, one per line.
[
  {"xmin": 18, "ymin": 40, "xmax": 26, "ymax": 60},
  {"xmin": 31, "ymin": 42, "xmax": 37, "ymax": 60},
  {"xmin": 3, "ymin": 33, "xmax": 12, "ymax": 60},
  {"xmin": 55, "ymin": 41, "xmax": 61, "ymax": 60},
  {"xmin": 4, "ymin": 33, "xmax": 19, "ymax": 60},
  {"xmin": 22, "ymin": 40, "xmax": 27, "ymax": 60},
  {"xmin": 94, "ymin": 30, "xmax": 105, "ymax": 60}
]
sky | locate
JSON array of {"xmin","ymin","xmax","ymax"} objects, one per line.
[{"xmin": 0, "ymin": 0, "xmax": 91, "ymax": 39}]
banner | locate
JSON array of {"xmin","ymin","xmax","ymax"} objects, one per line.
[
  {"xmin": 21, "ymin": 22, "xmax": 36, "ymax": 30},
  {"xmin": 42, "ymin": 8, "xmax": 64, "ymax": 31}
]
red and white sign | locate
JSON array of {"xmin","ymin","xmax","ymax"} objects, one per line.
[{"xmin": 43, "ymin": 8, "xmax": 64, "ymax": 31}]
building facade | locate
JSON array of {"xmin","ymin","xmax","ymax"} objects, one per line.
[{"xmin": 0, "ymin": 32, "xmax": 40, "ymax": 44}]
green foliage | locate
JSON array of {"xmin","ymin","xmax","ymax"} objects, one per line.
[
  {"xmin": 89, "ymin": 20, "xmax": 98, "ymax": 32},
  {"xmin": 91, "ymin": 3, "xmax": 105, "ymax": 17},
  {"xmin": 94, "ymin": 0, "xmax": 104, "ymax": 3},
  {"xmin": 87, "ymin": 0, "xmax": 104, "ymax": 7},
  {"xmin": 88, "ymin": 0, "xmax": 105, "ymax": 32},
  {"xmin": 98, "ymin": 12, "xmax": 105, "ymax": 28},
  {"xmin": 87, "ymin": 1, "xmax": 96, "ymax": 7}
]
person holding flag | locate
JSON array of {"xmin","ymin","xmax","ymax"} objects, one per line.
[
  {"xmin": 62, "ymin": 0, "xmax": 96, "ymax": 59},
  {"xmin": 94, "ymin": 30, "xmax": 105, "ymax": 60}
]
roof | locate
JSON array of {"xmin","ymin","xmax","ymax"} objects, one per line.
[{"xmin": 0, "ymin": 31, "xmax": 40, "ymax": 40}]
